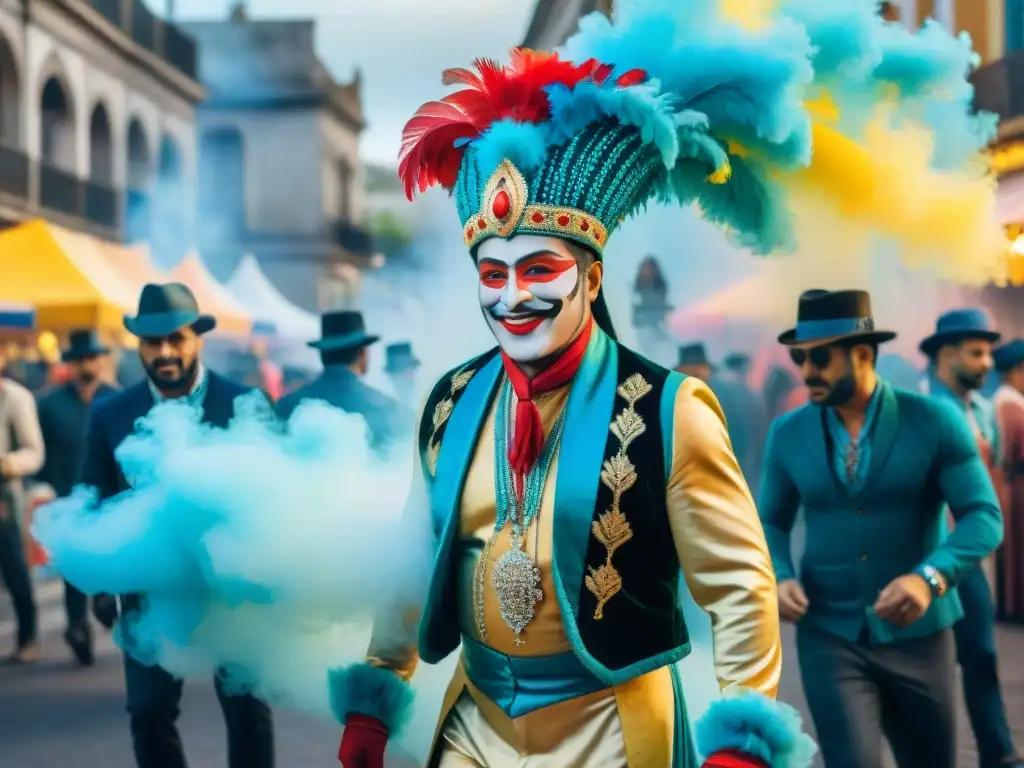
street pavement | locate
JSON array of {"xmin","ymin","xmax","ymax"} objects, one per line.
[{"xmin": 0, "ymin": 580, "xmax": 1021, "ymax": 767}]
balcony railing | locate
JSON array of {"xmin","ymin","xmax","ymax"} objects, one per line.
[
  {"xmin": 85, "ymin": 181, "xmax": 119, "ymax": 229},
  {"xmin": 0, "ymin": 147, "xmax": 29, "ymax": 199},
  {"xmin": 90, "ymin": 0, "xmax": 198, "ymax": 81},
  {"xmin": 972, "ymin": 51, "xmax": 1024, "ymax": 124},
  {"xmin": 40, "ymin": 164, "xmax": 82, "ymax": 218}
]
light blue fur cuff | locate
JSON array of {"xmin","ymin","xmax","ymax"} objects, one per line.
[
  {"xmin": 327, "ymin": 663, "xmax": 415, "ymax": 736},
  {"xmin": 695, "ymin": 688, "xmax": 817, "ymax": 768}
]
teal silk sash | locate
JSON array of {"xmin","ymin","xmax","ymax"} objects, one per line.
[{"xmin": 460, "ymin": 634, "xmax": 606, "ymax": 718}]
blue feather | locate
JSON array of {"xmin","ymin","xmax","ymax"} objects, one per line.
[
  {"xmin": 470, "ymin": 119, "xmax": 550, "ymax": 180},
  {"xmin": 327, "ymin": 662, "xmax": 415, "ymax": 736},
  {"xmin": 695, "ymin": 689, "xmax": 818, "ymax": 768}
]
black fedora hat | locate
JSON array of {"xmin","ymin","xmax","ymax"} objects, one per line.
[
  {"xmin": 777, "ymin": 289, "xmax": 896, "ymax": 346},
  {"xmin": 307, "ymin": 311, "xmax": 380, "ymax": 352},
  {"xmin": 384, "ymin": 341, "xmax": 420, "ymax": 374},
  {"xmin": 918, "ymin": 308, "xmax": 1001, "ymax": 358},
  {"xmin": 677, "ymin": 343, "xmax": 715, "ymax": 368},
  {"xmin": 124, "ymin": 283, "xmax": 216, "ymax": 338},
  {"xmin": 723, "ymin": 352, "xmax": 751, "ymax": 372},
  {"xmin": 62, "ymin": 329, "xmax": 109, "ymax": 362}
]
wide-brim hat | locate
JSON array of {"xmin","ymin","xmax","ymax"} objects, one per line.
[
  {"xmin": 777, "ymin": 289, "xmax": 896, "ymax": 347},
  {"xmin": 919, "ymin": 308, "xmax": 1001, "ymax": 358},
  {"xmin": 307, "ymin": 310, "xmax": 380, "ymax": 352},
  {"xmin": 993, "ymin": 339, "xmax": 1024, "ymax": 372},
  {"xmin": 384, "ymin": 341, "xmax": 421, "ymax": 373},
  {"xmin": 124, "ymin": 282, "xmax": 216, "ymax": 338},
  {"xmin": 677, "ymin": 343, "xmax": 715, "ymax": 369},
  {"xmin": 61, "ymin": 329, "xmax": 109, "ymax": 361}
]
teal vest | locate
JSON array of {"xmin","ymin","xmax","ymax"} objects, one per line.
[{"xmin": 416, "ymin": 327, "xmax": 692, "ymax": 685}]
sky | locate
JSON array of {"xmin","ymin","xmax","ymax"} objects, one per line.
[{"xmin": 146, "ymin": 0, "xmax": 536, "ymax": 165}]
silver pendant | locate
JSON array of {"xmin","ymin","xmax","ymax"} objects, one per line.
[{"xmin": 491, "ymin": 533, "xmax": 542, "ymax": 647}]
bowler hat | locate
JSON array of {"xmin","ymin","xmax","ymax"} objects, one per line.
[
  {"xmin": 384, "ymin": 342, "xmax": 420, "ymax": 374},
  {"xmin": 677, "ymin": 343, "xmax": 714, "ymax": 368},
  {"xmin": 993, "ymin": 339, "xmax": 1024, "ymax": 372},
  {"xmin": 777, "ymin": 289, "xmax": 896, "ymax": 346},
  {"xmin": 919, "ymin": 308, "xmax": 1001, "ymax": 358},
  {"xmin": 124, "ymin": 283, "xmax": 216, "ymax": 338},
  {"xmin": 61, "ymin": 329, "xmax": 109, "ymax": 362},
  {"xmin": 307, "ymin": 311, "xmax": 379, "ymax": 352}
]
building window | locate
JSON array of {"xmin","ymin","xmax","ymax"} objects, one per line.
[{"xmin": 198, "ymin": 127, "xmax": 246, "ymax": 241}]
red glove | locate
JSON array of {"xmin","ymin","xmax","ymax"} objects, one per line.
[
  {"xmin": 703, "ymin": 749, "xmax": 770, "ymax": 768},
  {"xmin": 337, "ymin": 714, "xmax": 389, "ymax": 768}
]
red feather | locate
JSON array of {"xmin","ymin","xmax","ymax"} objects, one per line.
[{"xmin": 398, "ymin": 48, "xmax": 649, "ymax": 200}]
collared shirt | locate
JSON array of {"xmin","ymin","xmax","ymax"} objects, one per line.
[
  {"xmin": 147, "ymin": 364, "xmax": 209, "ymax": 409},
  {"xmin": 923, "ymin": 373, "xmax": 998, "ymax": 465},
  {"xmin": 825, "ymin": 382, "xmax": 882, "ymax": 495}
]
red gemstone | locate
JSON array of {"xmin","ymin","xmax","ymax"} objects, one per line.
[
  {"xmin": 466, "ymin": 227, "xmax": 473, "ymax": 239},
  {"xmin": 595, "ymin": 231, "xmax": 602, "ymax": 241},
  {"xmin": 580, "ymin": 219, "xmax": 589, "ymax": 232},
  {"xmin": 477, "ymin": 218, "xmax": 486, "ymax": 230},
  {"xmin": 557, "ymin": 214, "xmax": 570, "ymax": 226},
  {"xmin": 531, "ymin": 211, "xmax": 544, "ymax": 223},
  {"xmin": 491, "ymin": 190, "xmax": 511, "ymax": 219}
]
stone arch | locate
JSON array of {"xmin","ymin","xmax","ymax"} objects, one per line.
[
  {"xmin": 88, "ymin": 101, "xmax": 113, "ymax": 185},
  {"xmin": 39, "ymin": 69, "xmax": 75, "ymax": 171},
  {"xmin": 126, "ymin": 116, "xmax": 150, "ymax": 189},
  {"xmin": 0, "ymin": 29, "xmax": 20, "ymax": 147}
]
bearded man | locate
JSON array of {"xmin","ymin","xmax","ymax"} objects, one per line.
[
  {"xmin": 920, "ymin": 309, "xmax": 1023, "ymax": 768},
  {"xmin": 78, "ymin": 283, "xmax": 275, "ymax": 768},
  {"xmin": 759, "ymin": 291, "xmax": 1005, "ymax": 768}
]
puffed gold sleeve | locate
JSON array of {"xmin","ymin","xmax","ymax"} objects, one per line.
[
  {"xmin": 667, "ymin": 377, "xmax": 781, "ymax": 697},
  {"xmin": 365, "ymin": 396, "xmax": 430, "ymax": 682}
]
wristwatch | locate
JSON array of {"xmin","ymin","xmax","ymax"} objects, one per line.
[{"xmin": 917, "ymin": 564, "xmax": 948, "ymax": 597}]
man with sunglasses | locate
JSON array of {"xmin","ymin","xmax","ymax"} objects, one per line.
[
  {"xmin": 759, "ymin": 289, "xmax": 1004, "ymax": 768},
  {"xmin": 919, "ymin": 309, "xmax": 1023, "ymax": 768}
]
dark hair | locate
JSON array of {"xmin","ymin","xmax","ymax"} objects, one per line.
[{"xmin": 321, "ymin": 347, "xmax": 365, "ymax": 367}]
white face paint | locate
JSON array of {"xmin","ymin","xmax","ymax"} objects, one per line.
[{"xmin": 476, "ymin": 234, "xmax": 592, "ymax": 363}]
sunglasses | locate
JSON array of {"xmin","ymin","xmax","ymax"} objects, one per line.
[{"xmin": 789, "ymin": 346, "xmax": 834, "ymax": 369}]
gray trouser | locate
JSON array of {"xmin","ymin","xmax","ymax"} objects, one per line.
[{"xmin": 796, "ymin": 625, "xmax": 956, "ymax": 768}]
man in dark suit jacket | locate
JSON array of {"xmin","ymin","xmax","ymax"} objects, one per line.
[
  {"xmin": 36, "ymin": 330, "xmax": 118, "ymax": 666},
  {"xmin": 276, "ymin": 311, "xmax": 413, "ymax": 449},
  {"xmin": 80, "ymin": 283, "xmax": 273, "ymax": 768}
]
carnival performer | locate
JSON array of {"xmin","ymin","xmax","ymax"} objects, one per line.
[{"xmin": 327, "ymin": 0, "xmax": 1007, "ymax": 762}]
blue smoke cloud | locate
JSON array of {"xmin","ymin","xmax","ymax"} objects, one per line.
[{"xmin": 31, "ymin": 394, "xmax": 447, "ymax": 745}]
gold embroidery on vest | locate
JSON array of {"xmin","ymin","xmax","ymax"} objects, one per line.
[
  {"xmin": 585, "ymin": 373, "xmax": 652, "ymax": 619},
  {"xmin": 424, "ymin": 367, "xmax": 475, "ymax": 476}
]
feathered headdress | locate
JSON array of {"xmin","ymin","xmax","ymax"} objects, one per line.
[{"xmin": 399, "ymin": 0, "xmax": 1003, "ymax": 283}]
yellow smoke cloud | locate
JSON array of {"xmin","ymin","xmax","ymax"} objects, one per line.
[
  {"xmin": 719, "ymin": 0, "xmax": 777, "ymax": 30},
  {"xmin": 783, "ymin": 108, "xmax": 1008, "ymax": 286}
]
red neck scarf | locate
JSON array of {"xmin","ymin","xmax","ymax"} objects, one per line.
[{"xmin": 501, "ymin": 320, "xmax": 594, "ymax": 490}]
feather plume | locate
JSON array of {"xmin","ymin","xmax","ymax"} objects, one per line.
[{"xmin": 399, "ymin": 51, "xmax": 647, "ymax": 200}]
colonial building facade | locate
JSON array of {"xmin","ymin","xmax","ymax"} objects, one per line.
[
  {"xmin": 182, "ymin": 9, "xmax": 372, "ymax": 314},
  {"xmin": 0, "ymin": 0, "xmax": 200, "ymax": 253}
]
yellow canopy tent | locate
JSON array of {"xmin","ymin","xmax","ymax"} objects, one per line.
[
  {"xmin": 0, "ymin": 218, "xmax": 136, "ymax": 331},
  {"xmin": 170, "ymin": 252, "xmax": 253, "ymax": 336}
]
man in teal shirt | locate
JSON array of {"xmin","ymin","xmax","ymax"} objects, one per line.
[
  {"xmin": 920, "ymin": 308, "xmax": 1022, "ymax": 768},
  {"xmin": 759, "ymin": 290, "xmax": 1004, "ymax": 768}
]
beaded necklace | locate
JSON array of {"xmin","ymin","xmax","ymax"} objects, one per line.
[{"xmin": 473, "ymin": 376, "xmax": 566, "ymax": 647}]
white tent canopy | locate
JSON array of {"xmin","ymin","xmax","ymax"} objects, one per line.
[{"xmin": 226, "ymin": 254, "xmax": 319, "ymax": 341}]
